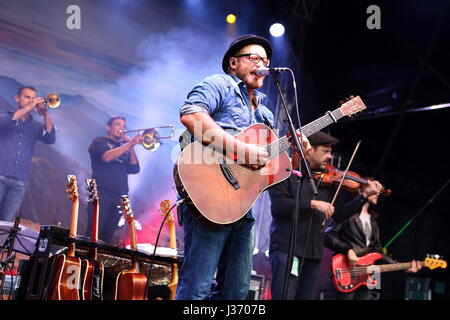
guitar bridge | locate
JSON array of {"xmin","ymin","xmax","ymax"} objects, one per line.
[
  {"xmin": 336, "ymin": 268, "xmax": 342, "ymax": 279},
  {"xmin": 218, "ymin": 157, "xmax": 240, "ymax": 190}
]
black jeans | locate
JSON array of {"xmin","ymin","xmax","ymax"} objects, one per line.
[{"xmin": 270, "ymin": 250, "xmax": 323, "ymax": 300}]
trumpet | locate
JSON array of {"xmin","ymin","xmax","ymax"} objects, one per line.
[
  {"xmin": 118, "ymin": 125, "xmax": 174, "ymax": 151},
  {"xmin": 35, "ymin": 92, "xmax": 61, "ymax": 115}
]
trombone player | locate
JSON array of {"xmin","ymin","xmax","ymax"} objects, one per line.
[
  {"xmin": 87, "ymin": 116, "xmax": 143, "ymax": 244},
  {"xmin": 0, "ymin": 86, "xmax": 56, "ymax": 222}
]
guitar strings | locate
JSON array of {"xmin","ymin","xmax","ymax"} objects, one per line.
[{"xmin": 336, "ymin": 263, "xmax": 414, "ymax": 277}]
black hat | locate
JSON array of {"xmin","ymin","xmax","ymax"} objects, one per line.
[
  {"xmin": 222, "ymin": 34, "xmax": 272, "ymax": 73},
  {"xmin": 308, "ymin": 131, "xmax": 339, "ymax": 146}
]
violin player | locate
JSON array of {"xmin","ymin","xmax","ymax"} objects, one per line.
[{"xmin": 268, "ymin": 131, "xmax": 384, "ymax": 300}]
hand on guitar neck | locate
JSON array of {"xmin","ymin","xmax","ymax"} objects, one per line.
[
  {"xmin": 176, "ymin": 96, "xmax": 367, "ymax": 226},
  {"xmin": 332, "ymin": 251, "xmax": 446, "ymax": 293}
]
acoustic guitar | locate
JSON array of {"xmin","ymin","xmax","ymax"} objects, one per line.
[
  {"xmin": 80, "ymin": 179, "xmax": 104, "ymax": 300},
  {"xmin": 114, "ymin": 195, "xmax": 148, "ymax": 300},
  {"xmin": 331, "ymin": 252, "xmax": 447, "ymax": 293},
  {"xmin": 175, "ymin": 96, "xmax": 366, "ymax": 226},
  {"xmin": 47, "ymin": 175, "xmax": 82, "ymax": 300},
  {"xmin": 159, "ymin": 199, "xmax": 178, "ymax": 300}
]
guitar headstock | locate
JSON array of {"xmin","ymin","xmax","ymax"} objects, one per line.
[
  {"xmin": 159, "ymin": 199, "xmax": 174, "ymax": 224},
  {"xmin": 424, "ymin": 254, "xmax": 447, "ymax": 270},
  {"xmin": 66, "ymin": 175, "xmax": 79, "ymax": 202},
  {"xmin": 86, "ymin": 179, "xmax": 99, "ymax": 204},
  {"xmin": 339, "ymin": 96, "xmax": 367, "ymax": 117},
  {"xmin": 119, "ymin": 195, "xmax": 134, "ymax": 225}
]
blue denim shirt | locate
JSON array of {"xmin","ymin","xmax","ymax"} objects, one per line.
[
  {"xmin": 0, "ymin": 108, "xmax": 56, "ymax": 181},
  {"xmin": 180, "ymin": 74, "xmax": 274, "ymax": 131},
  {"xmin": 179, "ymin": 74, "xmax": 275, "ymax": 220}
]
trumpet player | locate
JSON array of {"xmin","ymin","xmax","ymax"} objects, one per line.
[
  {"xmin": 87, "ymin": 116, "xmax": 143, "ymax": 244},
  {"xmin": 0, "ymin": 86, "xmax": 56, "ymax": 222}
]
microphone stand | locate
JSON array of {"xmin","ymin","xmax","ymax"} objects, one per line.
[
  {"xmin": 270, "ymin": 71, "xmax": 318, "ymax": 300},
  {"xmin": 0, "ymin": 216, "xmax": 21, "ymax": 299}
]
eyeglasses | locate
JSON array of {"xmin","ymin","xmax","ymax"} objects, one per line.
[{"xmin": 234, "ymin": 53, "xmax": 270, "ymax": 67}]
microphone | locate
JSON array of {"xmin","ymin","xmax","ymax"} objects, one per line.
[{"xmin": 255, "ymin": 67, "xmax": 290, "ymax": 76}]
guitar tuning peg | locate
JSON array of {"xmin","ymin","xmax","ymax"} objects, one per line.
[{"xmin": 118, "ymin": 210, "xmax": 123, "ymax": 214}]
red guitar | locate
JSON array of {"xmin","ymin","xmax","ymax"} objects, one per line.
[
  {"xmin": 160, "ymin": 199, "xmax": 178, "ymax": 300},
  {"xmin": 114, "ymin": 195, "xmax": 148, "ymax": 300},
  {"xmin": 175, "ymin": 96, "xmax": 366, "ymax": 225},
  {"xmin": 47, "ymin": 175, "xmax": 82, "ymax": 300},
  {"xmin": 331, "ymin": 252, "xmax": 447, "ymax": 293},
  {"xmin": 80, "ymin": 179, "xmax": 104, "ymax": 300}
]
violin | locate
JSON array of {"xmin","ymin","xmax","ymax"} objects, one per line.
[{"xmin": 314, "ymin": 163, "xmax": 392, "ymax": 196}]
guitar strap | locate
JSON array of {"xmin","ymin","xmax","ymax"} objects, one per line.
[{"xmin": 262, "ymin": 113, "xmax": 274, "ymax": 130}]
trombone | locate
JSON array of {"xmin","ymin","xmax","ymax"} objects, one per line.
[
  {"xmin": 119, "ymin": 125, "xmax": 174, "ymax": 151},
  {"xmin": 35, "ymin": 92, "xmax": 61, "ymax": 115}
]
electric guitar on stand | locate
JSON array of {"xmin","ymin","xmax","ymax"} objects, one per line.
[
  {"xmin": 80, "ymin": 179, "xmax": 104, "ymax": 300},
  {"xmin": 114, "ymin": 195, "xmax": 148, "ymax": 300},
  {"xmin": 47, "ymin": 175, "xmax": 82, "ymax": 300},
  {"xmin": 159, "ymin": 199, "xmax": 178, "ymax": 300},
  {"xmin": 175, "ymin": 96, "xmax": 367, "ymax": 226},
  {"xmin": 331, "ymin": 252, "xmax": 447, "ymax": 293}
]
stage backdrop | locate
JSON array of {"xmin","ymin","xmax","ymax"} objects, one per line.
[{"xmin": 0, "ymin": 0, "xmax": 280, "ymax": 281}]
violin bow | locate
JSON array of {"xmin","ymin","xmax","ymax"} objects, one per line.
[
  {"xmin": 321, "ymin": 140, "xmax": 362, "ymax": 231},
  {"xmin": 330, "ymin": 140, "xmax": 362, "ymax": 206}
]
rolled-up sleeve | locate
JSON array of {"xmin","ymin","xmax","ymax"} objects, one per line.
[
  {"xmin": 180, "ymin": 75, "xmax": 227, "ymax": 117},
  {"xmin": 39, "ymin": 126, "xmax": 56, "ymax": 144}
]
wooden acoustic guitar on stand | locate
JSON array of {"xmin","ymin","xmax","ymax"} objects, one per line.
[
  {"xmin": 80, "ymin": 179, "xmax": 104, "ymax": 300},
  {"xmin": 114, "ymin": 195, "xmax": 148, "ymax": 300},
  {"xmin": 159, "ymin": 199, "xmax": 178, "ymax": 300},
  {"xmin": 47, "ymin": 175, "xmax": 82, "ymax": 300}
]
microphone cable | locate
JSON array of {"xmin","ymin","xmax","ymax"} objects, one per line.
[{"xmin": 144, "ymin": 198, "xmax": 184, "ymax": 299}]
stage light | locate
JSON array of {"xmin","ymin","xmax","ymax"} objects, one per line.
[
  {"xmin": 270, "ymin": 23, "xmax": 285, "ymax": 37},
  {"xmin": 226, "ymin": 14, "xmax": 236, "ymax": 24}
]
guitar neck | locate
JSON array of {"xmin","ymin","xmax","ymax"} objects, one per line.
[
  {"xmin": 376, "ymin": 261, "xmax": 424, "ymax": 273},
  {"xmin": 167, "ymin": 215, "xmax": 178, "ymax": 300},
  {"xmin": 128, "ymin": 217, "xmax": 140, "ymax": 271},
  {"xmin": 268, "ymin": 108, "xmax": 345, "ymax": 159},
  {"xmin": 68, "ymin": 200, "xmax": 79, "ymax": 257},
  {"xmin": 91, "ymin": 201, "xmax": 99, "ymax": 260}
]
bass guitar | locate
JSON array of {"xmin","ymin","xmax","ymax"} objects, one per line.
[
  {"xmin": 175, "ymin": 96, "xmax": 367, "ymax": 225},
  {"xmin": 47, "ymin": 175, "xmax": 82, "ymax": 300},
  {"xmin": 160, "ymin": 199, "xmax": 178, "ymax": 300},
  {"xmin": 331, "ymin": 252, "xmax": 447, "ymax": 293},
  {"xmin": 114, "ymin": 195, "xmax": 148, "ymax": 300},
  {"xmin": 80, "ymin": 179, "xmax": 104, "ymax": 300}
]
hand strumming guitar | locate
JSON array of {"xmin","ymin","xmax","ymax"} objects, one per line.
[{"xmin": 347, "ymin": 249, "xmax": 359, "ymax": 269}]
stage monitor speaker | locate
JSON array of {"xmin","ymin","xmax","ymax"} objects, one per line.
[
  {"xmin": 18, "ymin": 225, "xmax": 69, "ymax": 300},
  {"xmin": 246, "ymin": 274, "xmax": 265, "ymax": 300},
  {"xmin": 405, "ymin": 276, "xmax": 431, "ymax": 300}
]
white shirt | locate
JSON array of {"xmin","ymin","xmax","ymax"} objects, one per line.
[{"xmin": 359, "ymin": 211, "xmax": 372, "ymax": 246}]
